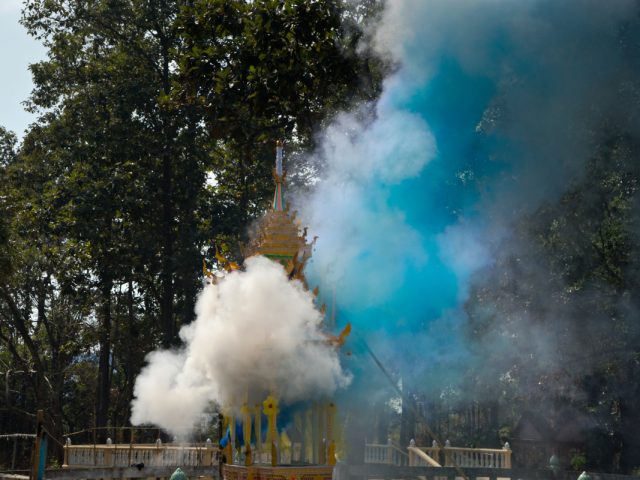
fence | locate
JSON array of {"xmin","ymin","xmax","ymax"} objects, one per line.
[
  {"xmin": 64, "ymin": 443, "xmax": 217, "ymax": 468},
  {"xmin": 443, "ymin": 446, "xmax": 511, "ymax": 468},
  {"xmin": 366, "ymin": 441, "xmax": 511, "ymax": 469},
  {"xmin": 364, "ymin": 443, "xmax": 409, "ymax": 466}
]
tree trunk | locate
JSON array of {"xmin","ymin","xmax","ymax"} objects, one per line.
[
  {"xmin": 96, "ymin": 275, "xmax": 113, "ymax": 441},
  {"xmin": 160, "ymin": 148, "xmax": 174, "ymax": 348},
  {"xmin": 159, "ymin": 31, "xmax": 175, "ymax": 348},
  {"xmin": 126, "ymin": 279, "xmax": 135, "ymax": 415}
]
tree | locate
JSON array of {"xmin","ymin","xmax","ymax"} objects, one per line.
[
  {"xmin": 175, "ymin": 0, "xmax": 385, "ymax": 249},
  {"xmin": 20, "ymin": 0, "xmax": 210, "ymax": 434},
  {"xmin": 5, "ymin": 0, "xmax": 384, "ymax": 440},
  {"xmin": 463, "ymin": 133, "xmax": 640, "ymax": 472},
  {"xmin": 0, "ymin": 123, "xmax": 95, "ymax": 458}
]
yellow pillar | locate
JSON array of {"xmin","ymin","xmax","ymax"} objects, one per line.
[
  {"xmin": 293, "ymin": 412, "xmax": 303, "ymax": 463},
  {"xmin": 223, "ymin": 413, "xmax": 234, "ymax": 465},
  {"xmin": 326, "ymin": 402, "xmax": 337, "ymax": 466},
  {"xmin": 263, "ymin": 395, "xmax": 279, "ymax": 467},
  {"xmin": 241, "ymin": 403, "xmax": 253, "ymax": 466},
  {"xmin": 280, "ymin": 431, "xmax": 292, "ymax": 464},
  {"xmin": 304, "ymin": 408, "xmax": 313, "ymax": 463},
  {"xmin": 314, "ymin": 403, "xmax": 326, "ymax": 464},
  {"xmin": 254, "ymin": 404, "xmax": 262, "ymax": 464}
]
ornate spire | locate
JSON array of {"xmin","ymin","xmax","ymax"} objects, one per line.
[
  {"xmin": 272, "ymin": 140, "xmax": 285, "ymax": 211},
  {"xmin": 243, "ymin": 141, "xmax": 309, "ymax": 264}
]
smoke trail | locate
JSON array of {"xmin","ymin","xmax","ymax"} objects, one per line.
[
  {"xmin": 131, "ymin": 0, "xmax": 640, "ymax": 444},
  {"xmin": 131, "ymin": 256, "xmax": 351, "ymax": 435},
  {"xmin": 296, "ymin": 0, "xmax": 640, "ymax": 392}
]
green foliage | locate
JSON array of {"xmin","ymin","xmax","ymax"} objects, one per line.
[
  {"xmin": 0, "ymin": 0, "xmax": 383, "ymax": 455},
  {"xmin": 571, "ymin": 451, "xmax": 587, "ymax": 472},
  {"xmin": 175, "ymin": 0, "xmax": 384, "ymax": 249},
  {"xmin": 462, "ymin": 133, "xmax": 640, "ymax": 472}
]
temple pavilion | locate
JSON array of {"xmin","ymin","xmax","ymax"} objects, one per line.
[{"xmin": 218, "ymin": 141, "xmax": 341, "ymax": 480}]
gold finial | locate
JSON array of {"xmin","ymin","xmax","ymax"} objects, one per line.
[
  {"xmin": 215, "ymin": 245, "xmax": 241, "ymax": 272},
  {"xmin": 275, "ymin": 140, "xmax": 284, "ymax": 177},
  {"xmin": 203, "ymin": 259, "xmax": 215, "ymax": 283}
]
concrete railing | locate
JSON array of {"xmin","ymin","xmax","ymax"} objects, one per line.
[
  {"xmin": 443, "ymin": 444, "xmax": 511, "ymax": 468},
  {"xmin": 364, "ymin": 442, "xmax": 409, "ymax": 466},
  {"xmin": 65, "ymin": 441, "xmax": 302, "ymax": 468},
  {"xmin": 408, "ymin": 446, "xmax": 441, "ymax": 467},
  {"xmin": 365, "ymin": 441, "xmax": 511, "ymax": 469},
  {"xmin": 64, "ymin": 443, "xmax": 216, "ymax": 468}
]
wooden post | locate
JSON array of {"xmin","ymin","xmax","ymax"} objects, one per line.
[
  {"xmin": 29, "ymin": 410, "xmax": 46, "ymax": 480},
  {"xmin": 11, "ymin": 435, "xmax": 18, "ymax": 470}
]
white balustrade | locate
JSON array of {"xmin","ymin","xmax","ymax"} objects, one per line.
[
  {"xmin": 64, "ymin": 444, "xmax": 217, "ymax": 468},
  {"xmin": 364, "ymin": 443, "xmax": 409, "ymax": 466},
  {"xmin": 442, "ymin": 443, "xmax": 512, "ymax": 469},
  {"xmin": 408, "ymin": 445, "xmax": 441, "ymax": 467},
  {"xmin": 365, "ymin": 441, "xmax": 512, "ymax": 469}
]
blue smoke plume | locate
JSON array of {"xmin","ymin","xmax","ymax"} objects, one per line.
[{"xmin": 295, "ymin": 0, "xmax": 640, "ymax": 398}]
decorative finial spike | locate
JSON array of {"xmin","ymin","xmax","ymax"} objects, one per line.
[
  {"xmin": 276, "ymin": 140, "xmax": 283, "ymax": 177},
  {"xmin": 272, "ymin": 140, "xmax": 285, "ymax": 211}
]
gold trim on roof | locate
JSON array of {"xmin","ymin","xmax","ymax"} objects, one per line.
[{"xmin": 243, "ymin": 209, "xmax": 310, "ymax": 262}]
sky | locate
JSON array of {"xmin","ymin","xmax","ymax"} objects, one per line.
[{"xmin": 0, "ymin": 0, "xmax": 45, "ymax": 138}]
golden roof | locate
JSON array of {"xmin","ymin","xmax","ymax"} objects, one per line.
[
  {"xmin": 243, "ymin": 209, "xmax": 308, "ymax": 262},
  {"xmin": 243, "ymin": 141, "xmax": 312, "ymax": 264}
]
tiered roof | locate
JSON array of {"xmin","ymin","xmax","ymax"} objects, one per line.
[{"xmin": 243, "ymin": 142, "xmax": 313, "ymax": 267}]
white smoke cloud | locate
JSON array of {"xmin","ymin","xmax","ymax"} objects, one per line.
[
  {"xmin": 131, "ymin": 256, "xmax": 351, "ymax": 435},
  {"xmin": 297, "ymin": 103, "xmax": 436, "ymax": 309}
]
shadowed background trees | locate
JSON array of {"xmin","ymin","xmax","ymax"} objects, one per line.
[
  {"xmin": 2, "ymin": 0, "xmax": 640, "ymax": 475},
  {"xmin": 0, "ymin": 0, "xmax": 384, "ymax": 459}
]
